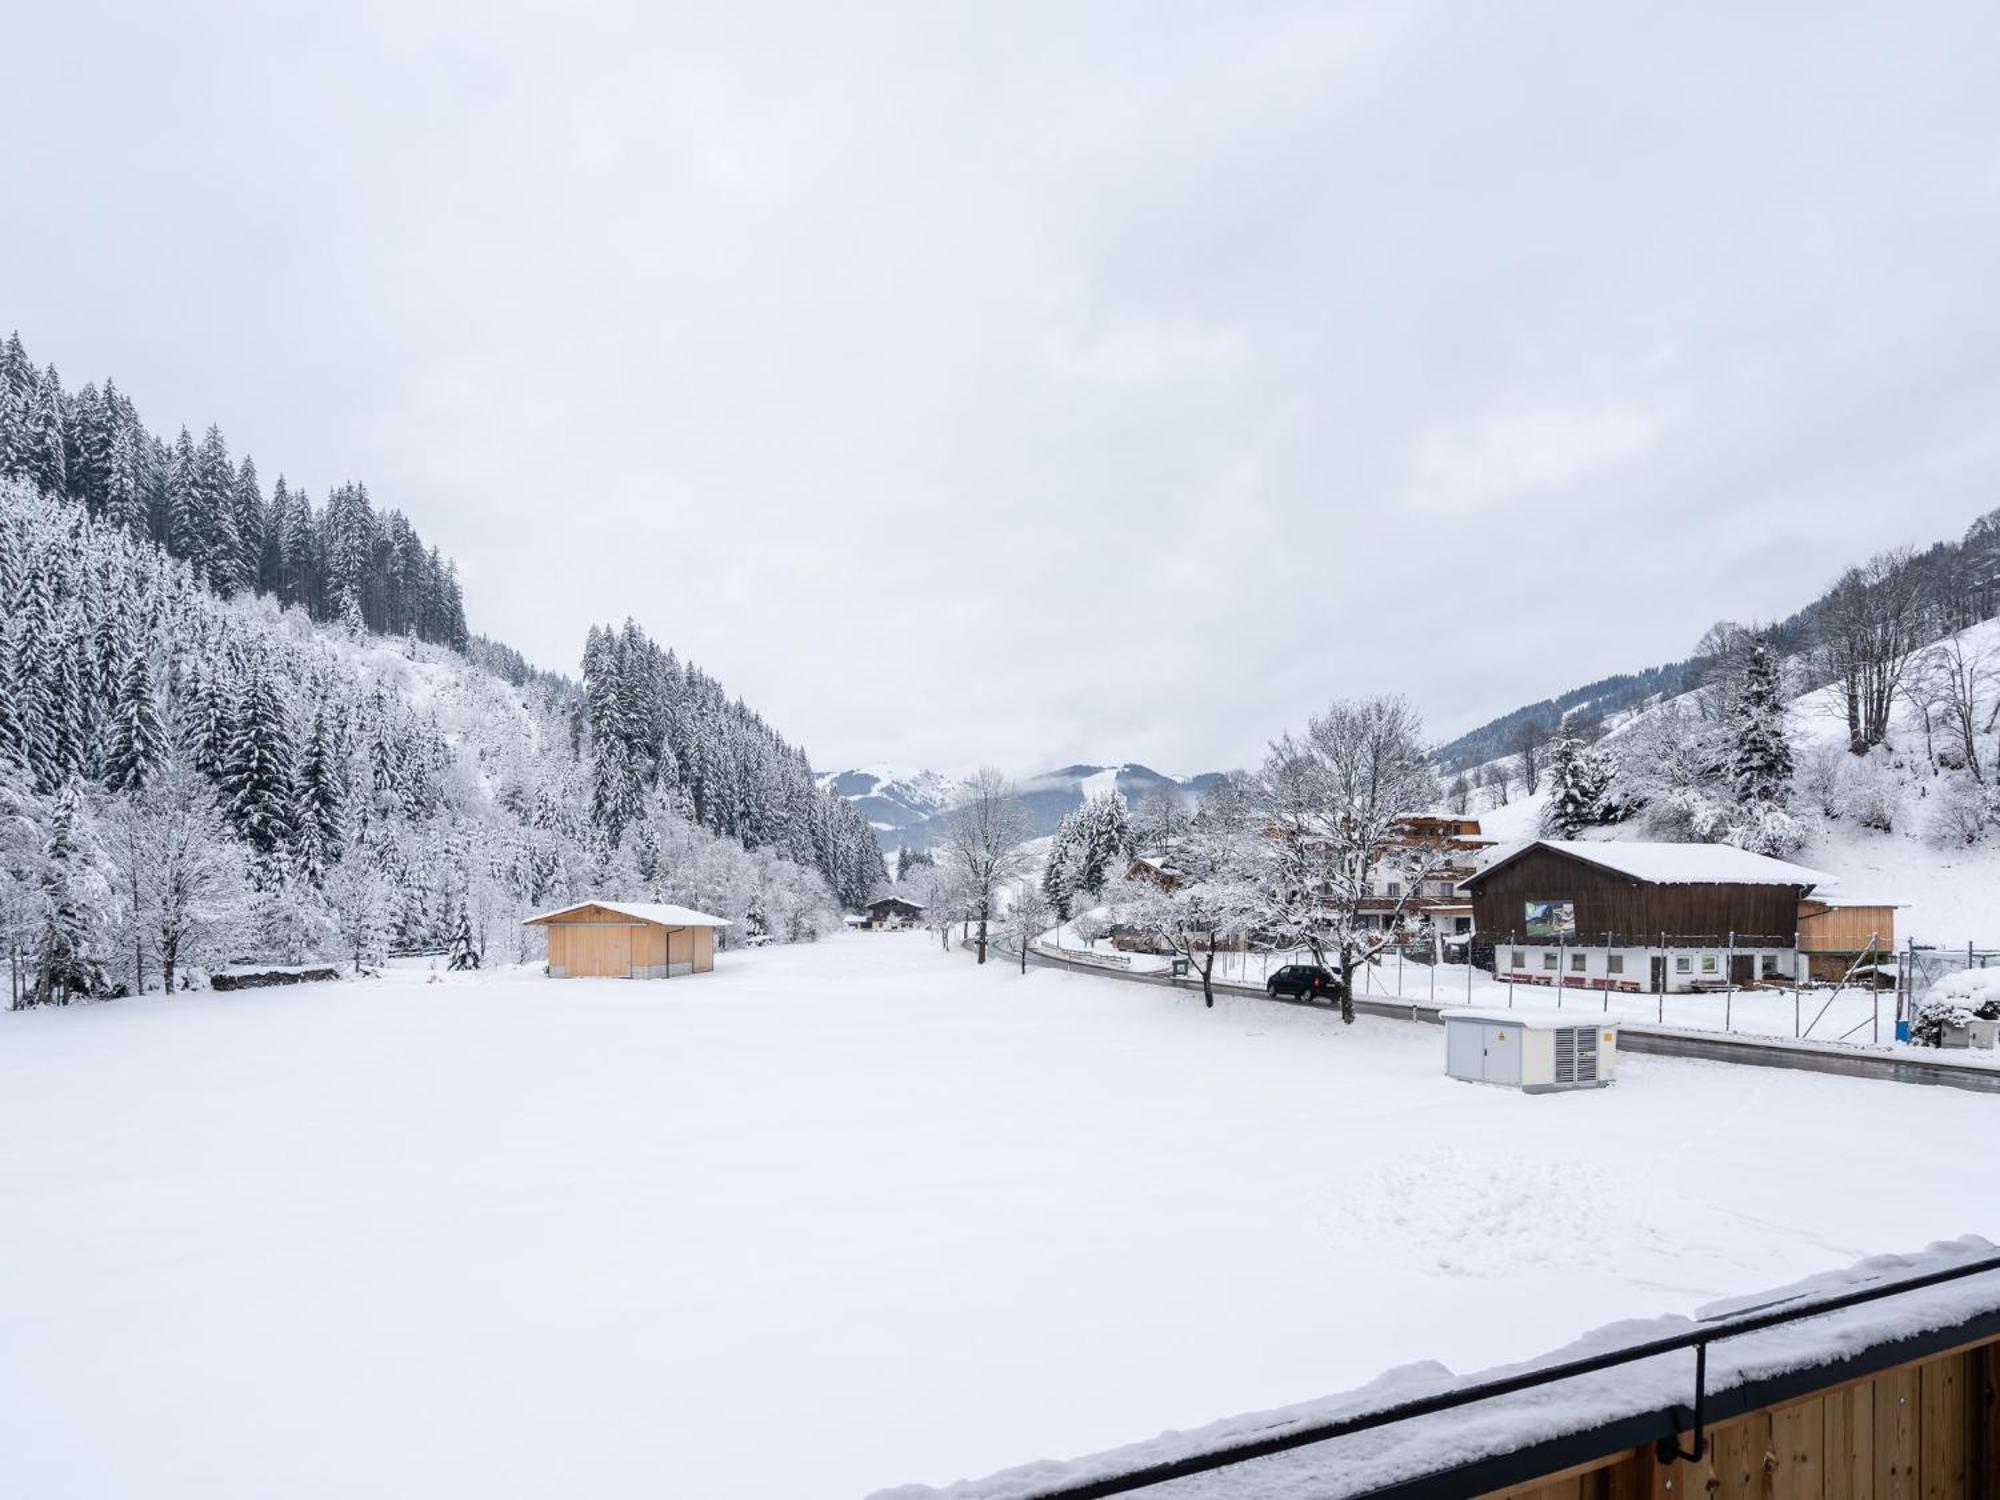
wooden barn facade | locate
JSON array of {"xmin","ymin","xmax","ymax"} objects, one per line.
[
  {"xmin": 523, "ymin": 902, "xmax": 729, "ymax": 979},
  {"xmin": 1461, "ymin": 841, "xmax": 1829, "ymax": 995}
]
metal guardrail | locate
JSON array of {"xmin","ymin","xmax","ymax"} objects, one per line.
[{"xmin": 1007, "ymin": 1254, "xmax": 2000, "ymax": 1500}]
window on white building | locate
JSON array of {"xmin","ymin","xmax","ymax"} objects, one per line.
[
  {"xmin": 1542, "ymin": 952, "xmax": 1558, "ymax": 971},
  {"xmin": 1570, "ymin": 953, "xmax": 1586, "ymax": 972},
  {"xmin": 1511, "ymin": 949, "xmax": 1525, "ymax": 968},
  {"xmin": 1675, "ymin": 956, "xmax": 1691, "ymax": 974},
  {"xmin": 1701, "ymin": 954, "xmax": 1718, "ymax": 975},
  {"xmin": 1607, "ymin": 955, "xmax": 1624, "ymax": 975}
]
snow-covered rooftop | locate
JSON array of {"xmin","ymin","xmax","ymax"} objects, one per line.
[
  {"xmin": 1468, "ymin": 839, "xmax": 1834, "ymax": 890},
  {"xmin": 522, "ymin": 900, "xmax": 732, "ymax": 927}
]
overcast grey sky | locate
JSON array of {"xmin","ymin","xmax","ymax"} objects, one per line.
[{"xmin": 6, "ymin": 2, "xmax": 1999, "ymax": 776}]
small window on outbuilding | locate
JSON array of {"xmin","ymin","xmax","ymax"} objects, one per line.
[
  {"xmin": 1675, "ymin": 956, "xmax": 1692, "ymax": 974},
  {"xmin": 1701, "ymin": 954, "xmax": 1718, "ymax": 975},
  {"xmin": 1542, "ymin": 952, "xmax": 1558, "ymax": 971},
  {"xmin": 1570, "ymin": 953, "xmax": 1587, "ymax": 972},
  {"xmin": 1607, "ymin": 954, "xmax": 1625, "ymax": 975},
  {"xmin": 1511, "ymin": 949, "xmax": 1525, "ymax": 968}
]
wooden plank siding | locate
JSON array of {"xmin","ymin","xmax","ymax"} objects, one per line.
[
  {"xmin": 1797, "ymin": 900, "xmax": 1898, "ymax": 954},
  {"xmin": 1473, "ymin": 1335, "xmax": 1998, "ymax": 1500},
  {"xmin": 549, "ymin": 922, "xmax": 633, "ymax": 978},
  {"xmin": 1466, "ymin": 845, "xmax": 1808, "ymax": 944},
  {"xmin": 538, "ymin": 903, "xmax": 717, "ymax": 978}
]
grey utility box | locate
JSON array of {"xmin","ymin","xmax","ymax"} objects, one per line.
[{"xmin": 1441, "ymin": 1008, "xmax": 1620, "ymax": 1092}]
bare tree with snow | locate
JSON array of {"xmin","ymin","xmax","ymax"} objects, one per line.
[
  {"xmin": 1813, "ymin": 548, "xmax": 1930, "ymax": 753},
  {"xmin": 1113, "ymin": 777, "xmax": 1268, "ymax": 1008},
  {"xmin": 935, "ymin": 769, "xmax": 1032, "ymax": 964},
  {"xmin": 1258, "ymin": 697, "xmax": 1445, "ymax": 1024}
]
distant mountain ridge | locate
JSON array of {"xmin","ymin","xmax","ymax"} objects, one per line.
[{"xmin": 818, "ymin": 762, "xmax": 1222, "ymax": 852}]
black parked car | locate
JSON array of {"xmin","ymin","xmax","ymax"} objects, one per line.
[{"xmin": 1267, "ymin": 963, "xmax": 1342, "ymax": 1002}]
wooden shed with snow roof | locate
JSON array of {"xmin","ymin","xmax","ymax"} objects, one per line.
[{"xmin": 523, "ymin": 902, "xmax": 730, "ymax": 979}]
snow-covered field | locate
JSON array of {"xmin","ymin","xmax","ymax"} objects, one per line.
[{"xmin": 1, "ymin": 934, "xmax": 1990, "ymax": 1499}]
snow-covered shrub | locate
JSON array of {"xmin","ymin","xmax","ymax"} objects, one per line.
[
  {"xmin": 1840, "ymin": 749, "xmax": 1901, "ymax": 833},
  {"xmin": 1930, "ymin": 966, "xmax": 2000, "ymax": 1019},
  {"xmin": 1927, "ymin": 771, "xmax": 1998, "ymax": 847},
  {"xmin": 1911, "ymin": 995, "xmax": 1978, "ymax": 1047},
  {"xmin": 1723, "ymin": 802, "xmax": 1810, "ymax": 858},
  {"xmin": 1795, "ymin": 740, "xmax": 1849, "ymax": 820}
]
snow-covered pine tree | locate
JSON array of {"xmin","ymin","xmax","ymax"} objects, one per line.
[
  {"xmin": 0, "ymin": 648, "xmax": 26, "ymax": 772},
  {"xmin": 68, "ymin": 381, "xmax": 111, "ymax": 511},
  {"xmin": 229, "ymin": 456, "xmax": 264, "ymax": 597},
  {"xmin": 35, "ymin": 781, "xmax": 103, "ymax": 1004},
  {"xmin": 1079, "ymin": 791, "xmax": 1131, "ymax": 894},
  {"xmin": 446, "ymin": 900, "xmax": 479, "ymax": 970},
  {"xmin": 102, "ymin": 392, "xmax": 149, "ymax": 540},
  {"xmin": 292, "ymin": 709, "xmax": 348, "ymax": 876},
  {"xmin": 1730, "ymin": 640, "xmax": 1794, "ymax": 807},
  {"xmin": 1541, "ymin": 734, "xmax": 1607, "ymax": 838},
  {"xmin": 24, "ymin": 370, "xmax": 67, "ymax": 498},
  {"xmin": 165, "ymin": 428, "xmax": 200, "ymax": 562},
  {"xmin": 46, "ymin": 633, "xmax": 89, "ymax": 793},
  {"xmin": 101, "ymin": 649, "xmax": 168, "ymax": 793},
  {"xmin": 218, "ymin": 663, "xmax": 296, "ymax": 856},
  {"xmin": 1040, "ymin": 807, "xmax": 1080, "ymax": 918}
]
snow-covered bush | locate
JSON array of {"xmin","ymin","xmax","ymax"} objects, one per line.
[
  {"xmin": 1723, "ymin": 802, "xmax": 1810, "ymax": 858},
  {"xmin": 1929, "ymin": 965, "xmax": 2000, "ymax": 1019},
  {"xmin": 1911, "ymin": 995, "xmax": 1979, "ymax": 1047},
  {"xmin": 1839, "ymin": 748, "xmax": 1901, "ymax": 833},
  {"xmin": 1794, "ymin": 741, "xmax": 1849, "ymax": 820},
  {"xmin": 1927, "ymin": 770, "xmax": 1998, "ymax": 847}
]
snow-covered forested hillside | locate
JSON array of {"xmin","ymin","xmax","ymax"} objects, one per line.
[
  {"xmin": 0, "ymin": 332, "xmax": 467, "ymax": 648},
  {"xmin": 0, "ymin": 474, "xmax": 883, "ymax": 1006},
  {"xmin": 579, "ymin": 620, "xmax": 886, "ymax": 907}
]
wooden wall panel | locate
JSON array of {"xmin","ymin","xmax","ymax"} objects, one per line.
[
  {"xmin": 1981, "ymin": 1343, "xmax": 2000, "ymax": 1496},
  {"xmin": 632, "ymin": 926, "xmax": 666, "ymax": 968},
  {"xmin": 1919, "ymin": 1355, "xmax": 1964, "ymax": 1498},
  {"xmin": 1822, "ymin": 1378, "xmax": 1874, "ymax": 1500},
  {"xmin": 565, "ymin": 924, "xmax": 633, "ymax": 977},
  {"xmin": 1769, "ymin": 1397, "xmax": 1822, "ymax": 1500},
  {"xmin": 1796, "ymin": 902, "xmax": 1896, "ymax": 953},
  {"xmin": 1874, "ymin": 1364, "xmax": 1920, "ymax": 1500},
  {"xmin": 1711, "ymin": 1410, "xmax": 1771, "ymax": 1499}
]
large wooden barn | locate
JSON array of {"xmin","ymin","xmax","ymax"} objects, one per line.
[
  {"xmin": 522, "ymin": 902, "xmax": 730, "ymax": 979},
  {"xmin": 1459, "ymin": 840, "xmax": 1832, "ymax": 994}
]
